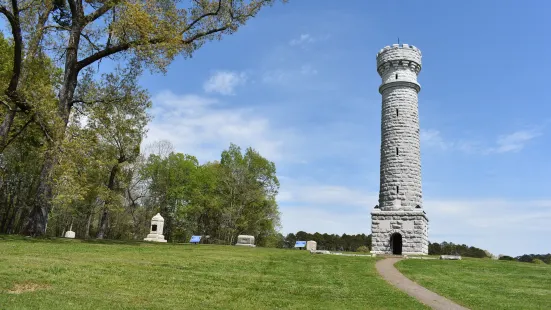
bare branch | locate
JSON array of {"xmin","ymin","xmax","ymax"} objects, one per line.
[
  {"xmin": 80, "ymin": 31, "xmax": 102, "ymax": 52},
  {"xmin": 182, "ymin": 0, "xmax": 223, "ymax": 34}
]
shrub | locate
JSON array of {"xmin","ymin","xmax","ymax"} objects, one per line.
[
  {"xmin": 532, "ymin": 259, "xmax": 546, "ymax": 264},
  {"xmin": 498, "ymin": 255, "xmax": 515, "ymax": 261},
  {"xmin": 356, "ymin": 246, "xmax": 370, "ymax": 253}
]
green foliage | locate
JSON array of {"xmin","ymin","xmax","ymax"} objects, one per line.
[
  {"xmin": 285, "ymin": 231, "xmax": 372, "ymax": 252},
  {"xmin": 142, "ymin": 142, "xmax": 281, "ymax": 244},
  {"xmin": 532, "ymin": 258, "xmax": 545, "ymax": 264},
  {"xmin": 516, "ymin": 254, "xmax": 551, "ymax": 264},
  {"xmin": 499, "ymin": 255, "xmax": 516, "ymax": 261},
  {"xmin": 1, "ymin": 0, "xmax": 286, "ymax": 237},
  {"xmin": 356, "ymin": 245, "xmax": 370, "ymax": 253},
  {"xmin": 428, "ymin": 241, "xmax": 489, "ymax": 258}
]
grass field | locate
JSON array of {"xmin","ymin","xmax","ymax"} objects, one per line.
[
  {"xmin": 0, "ymin": 236, "xmax": 426, "ymax": 310},
  {"xmin": 396, "ymin": 258, "xmax": 551, "ymax": 310}
]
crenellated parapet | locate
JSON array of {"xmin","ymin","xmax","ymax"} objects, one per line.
[{"xmin": 376, "ymin": 44, "xmax": 422, "ymax": 77}]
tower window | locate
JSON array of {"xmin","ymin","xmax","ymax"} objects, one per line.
[
  {"xmin": 396, "ymin": 147, "xmax": 399, "ymax": 155},
  {"xmin": 396, "ymin": 186, "xmax": 399, "ymax": 194},
  {"xmin": 395, "ymin": 73, "xmax": 398, "ymax": 79},
  {"xmin": 396, "ymin": 108, "xmax": 398, "ymax": 117}
]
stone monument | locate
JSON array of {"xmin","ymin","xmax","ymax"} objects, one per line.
[
  {"xmin": 370, "ymin": 44, "xmax": 429, "ymax": 255},
  {"xmin": 306, "ymin": 240, "xmax": 317, "ymax": 251},
  {"xmin": 235, "ymin": 235, "xmax": 255, "ymax": 247},
  {"xmin": 64, "ymin": 224, "xmax": 75, "ymax": 239},
  {"xmin": 143, "ymin": 213, "xmax": 167, "ymax": 243}
]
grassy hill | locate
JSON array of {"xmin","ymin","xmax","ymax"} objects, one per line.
[
  {"xmin": 396, "ymin": 258, "xmax": 551, "ymax": 310},
  {"xmin": 2, "ymin": 236, "xmax": 550, "ymax": 310},
  {"xmin": 0, "ymin": 236, "xmax": 425, "ymax": 310}
]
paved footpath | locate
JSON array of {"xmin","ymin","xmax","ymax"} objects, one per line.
[{"xmin": 375, "ymin": 258, "xmax": 470, "ymax": 310}]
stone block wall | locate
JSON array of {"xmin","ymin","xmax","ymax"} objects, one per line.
[{"xmin": 371, "ymin": 211, "xmax": 429, "ymax": 255}]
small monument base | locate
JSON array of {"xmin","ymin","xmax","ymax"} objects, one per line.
[
  {"xmin": 144, "ymin": 234, "xmax": 167, "ymax": 243},
  {"xmin": 235, "ymin": 243, "xmax": 256, "ymax": 247}
]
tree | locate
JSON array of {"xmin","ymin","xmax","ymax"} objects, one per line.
[
  {"xmin": 76, "ymin": 67, "xmax": 151, "ymax": 239},
  {"xmin": 217, "ymin": 143, "xmax": 280, "ymax": 244},
  {"xmin": 143, "ymin": 152, "xmax": 199, "ymax": 241},
  {"xmin": 0, "ymin": 0, "xmax": 287, "ymax": 236}
]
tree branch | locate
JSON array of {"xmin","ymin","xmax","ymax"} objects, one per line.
[
  {"xmin": 84, "ymin": 0, "xmax": 120, "ymax": 25},
  {"xmin": 0, "ymin": 115, "xmax": 34, "ymax": 153},
  {"xmin": 182, "ymin": 0, "xmax": 223, "ymax": 34},
  {"xmin": 76, "ymin": 1, "xmax": 244, "ymax": 71},
  {"xmin": 1, "ymin": 1, "xmax": 23, "ymax": 99}
]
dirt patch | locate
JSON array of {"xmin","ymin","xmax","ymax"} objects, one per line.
[{"xmin": 7, "ymin": 282, "xmax": 51, "ymax": 294}]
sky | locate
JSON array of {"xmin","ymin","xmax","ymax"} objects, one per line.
[
  {"xmin": 137, "ymin": 0, "xmax": 551, "ymax": 256},
  {"xmin": 3, "ymin": 1, "xmax": 549, "ymax": 256}
]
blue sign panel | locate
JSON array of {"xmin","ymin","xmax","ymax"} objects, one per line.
[
  {"xmin": 190, "ymin": 235, "xmax": 202, "ymax": 243},
  {"xmin": 295, "ymin": 241, "xmax": 306, "ymax": 248}
]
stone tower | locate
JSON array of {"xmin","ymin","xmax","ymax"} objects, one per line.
[{"xmin": 370, "ymin": 44, "xmax": 429, "ymax": 255}]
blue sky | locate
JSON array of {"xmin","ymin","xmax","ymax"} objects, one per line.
[
  {"xmin": 140, "ymin": 0, "xmax": 551, "ymax": 256},
  {"xmin": 3, "ymin": 1, "xmax": 548, "ymax": 255}
]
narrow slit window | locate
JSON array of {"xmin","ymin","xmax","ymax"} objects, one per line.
[
  {"xmin": 396, "ymin": 108, "xmax": 399, "ymax": 117},
  {"xmin": 396, "ymin": 147, "xmax": 399, "ymax": 155},
  {"xmin": 396, "ymin": 186, "xmax": 399, "ymax": 194},
  {"xmin": 395, "ymin": 73, "xmax": 398, "ymax": 79}
]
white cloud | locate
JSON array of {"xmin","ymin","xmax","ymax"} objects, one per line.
[
  {"xmin": 492, "ymin": 130, "xmax": 541, "ymax": 153},
  {"xmin": 262, "ymin": 64, "xmax": 318, "ymax": 85},
  {"xmin": 288, "ymin": 33, "xmax": 330, "ymax": 47},
  {"xmin": 203, "ymin": 71, "xmax": 247, "ymax": 95},
  {"xmin": 277, "ymin": 179, "xmax": 551, "ymax": 256},
  {"xmin": 143, "ymin": 90, "xmax": 296, "ymax": 163},
  {"xmin": 420, "ymin": 129, "xmax": 451, "ymax": 150},
  {"xmin": 279, "ymin": 184, "xmax": 377, "ymax": 208},
  {"xmin": 289, "ymin": 34, "xmax": 315, "ymax": 46},
  {"xmin": 421, "ymin": 128, "xmax": 542, "ymax": 154}
]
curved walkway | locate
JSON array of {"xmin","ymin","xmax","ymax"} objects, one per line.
[{"xmin": 375, "ymin": 258, "xmax": 469, "ymax": 310}]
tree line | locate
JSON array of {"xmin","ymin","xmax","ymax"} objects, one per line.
[
  {"xmin": 500, "ymin": 254, "xmax": 551, "ymax": 264},
  {"xmin": 428, "ymin": 241, "xmax": 490, "ymax": 258},
  {"xmin": 0, "ymin": 0, "xmax": 285, "ymax": 243},
  {"xmin": 282, "ymin": 231, "xmax": 372, "ymax": 252}
]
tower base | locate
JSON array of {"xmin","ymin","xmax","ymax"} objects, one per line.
[{"xmin": 371, "ymin": 210, "xmax": 428, "ymax": 255}]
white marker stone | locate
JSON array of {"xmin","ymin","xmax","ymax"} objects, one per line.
[
  {"xmin": 235, "ymin": 235, "xmax": 255, "ymax": 247},
  {"xmin": 64, "ymin": 224, "xmax": 75, "ymax": 239},
  {"xmin": 143, "ymin": 213, "xmax": 167, "ymax": 243},
  {"xmin": 306, "ymin": 240, "xmax": 317, "ymax": 251}
]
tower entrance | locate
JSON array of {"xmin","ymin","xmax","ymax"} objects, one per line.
[{"xmin": 390, "ymin": 233, "xmax": 402, "ymax": 255}]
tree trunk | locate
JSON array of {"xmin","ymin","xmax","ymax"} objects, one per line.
[
  {"xmin": 96, "ymin": 162, "xmax": 119, "ymax": 239},
  {"xmin": 96, "ymin": 209, "xmax": 109, "ymax": 239},
  {"xmin": 23, "ymin": 8, "xmax": 83, "ymax": 236},
  {"xmin": 0, "ymin": 109, "xmax": 16, "ymax": 151},
  {"xmin": 21, "ymin": 152, "xmax": 55, "ymax": 236},
  {"xmin": 85, "ymin": 210, "xmax": 93, "ymax": 239}
]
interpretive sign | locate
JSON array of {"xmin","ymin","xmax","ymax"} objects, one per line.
[
  {"xmin": 190, "ymin": 235, "xmax": 202, "ymax": 244},
  {"xmin": 295, "ymin": 241, "xmax": 306, "ymax": 248}
]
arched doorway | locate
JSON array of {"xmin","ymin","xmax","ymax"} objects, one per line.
[{"xmin": 390, "ymin": 233, "xmax": 402, "ymax": 255}]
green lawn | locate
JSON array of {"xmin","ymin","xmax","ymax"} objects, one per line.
[
  {"xmin": 0, "ymin": 236, "xmax": 426, "ymax": 310},
  {"xmin": 396, "ymin": 258, "xmax": 551, "ymax": 310}
]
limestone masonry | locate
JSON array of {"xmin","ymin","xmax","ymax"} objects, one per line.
[{"xmin": 371, "ymin": 44, "xmax": 429, "ymax": 255}]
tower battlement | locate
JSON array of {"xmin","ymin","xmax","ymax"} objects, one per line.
[{"xmin": 376, "ymin": 44, "xmax": 422, "ymax": 76}]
